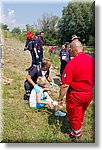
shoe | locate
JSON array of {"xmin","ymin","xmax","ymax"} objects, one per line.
[
  {"xmin": 24, "ymin": 47, "xmax": 28, "ymax": 51},
  {"xmin": 24, "ymin": 94, "xmax": 29, "ymax": 101},
  {"xmin": 25, "ymin": 66, "xmax": 32, "ymax": 71},
  {"xmin": 69, "ymin": 131, "xmax": 81, "ymax": 140},
  {"xmin": 64, "ymin": 131, "xmax": 81, "ymax": 142},
  {"xmin": 55, "ymin": 110, "xmax": 66, "ymax": 117}
]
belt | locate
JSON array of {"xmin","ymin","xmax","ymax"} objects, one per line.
[{"xmin": 68, "ymin": 87, "xmax": 91, "ymax": 93}]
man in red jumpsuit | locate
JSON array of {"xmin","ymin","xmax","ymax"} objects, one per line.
[{"xmin": 59, "ymin": 40, "xmax": 95, "ymax": 139}]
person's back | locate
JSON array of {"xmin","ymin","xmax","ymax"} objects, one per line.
[
  {"xmin": 70, "ymin": 52, "xmax": 94, "ymax": 91},
  {"xmin": 60, "ymin": 48, "xmax": 70, "ymax": 63}
]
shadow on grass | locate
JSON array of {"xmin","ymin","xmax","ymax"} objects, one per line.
[{"xmin": 47, "ymin": 108, "xmax": 70, "ymax": 134}]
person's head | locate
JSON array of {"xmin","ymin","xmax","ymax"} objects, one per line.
[
  {"xmin": 70, "ymin": 40, "xmax": 83, "ymax": 57},
  {"xmin": 36, "ymin": 31, "xmax": 41, "ymax": 38},
  {"xmin": 40, "ymin": 32, "xmax": 44, "ymax": 37},
  {"xmin": 41, "ymin": 59, "xmax": 51, "ymax": 71},
  {"xmin": 65, "ymin": 42, "xmax": 70, "ymax": 49},
  {"xmin": 37, "ymin": 76, "xmax": 46, "ymax": 87},
  {"xmin": 71, "ymin": 35, "xmax": 80, "ymax": 41},
  {"xmin": 62, "ymin": 45, "xmax": 65, "ymax": 50}
]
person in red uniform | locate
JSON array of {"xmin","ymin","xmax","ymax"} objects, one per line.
[{"xmin": 59, "ymin": 40, "xmax": 95, "ymax": 139}]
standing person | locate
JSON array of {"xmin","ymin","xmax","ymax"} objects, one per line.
[
  {"xmin": 38, "ymin": 32, "xmax": 44, "ymax": 66},
  {"xmin": 59, "ymin": 40, "xmax": 95, "ymax": 139},
  {"xmin": 29, "ymin": 76, "xmax": 66, "ymax": 117},
  {"xmin": 59, "ymin": 43, "xmax": 70, "ymax": 82},
  {"xmin": 25, "ymin": 31, "xmax": 40, "ymax": 71},
  {"xmin": 24, "ymin": 29, "xmax": 34, "ymax": 51},
  {"xmin": 24, "ymin": 60, "xmax": 54, "ymax": 101}
]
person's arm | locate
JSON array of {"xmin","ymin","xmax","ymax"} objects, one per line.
[
  {"xmin": 47, "ymin": 76, "xmax": 54, "ymax": 88},
  {"xmin": 34, "ymin": 47, "xmax": 38, "ymax": 56},
  {"xmin": 26, "ymin": 75, "xmax": 36, "ymax": 86},
  {"xmin": 46, "ymin": 76, "xmax": 52, "ymax": 83},
  {"xmin": 59, "ymin": 84, "xmax": 69, "ymax": 101},
  {"xmin": 36, "ymin": 90, "xmax": 54, "ymax": 109},
  {"xmin": 33, "ymin": 40, "xmax": 39, "ymax": 58}
]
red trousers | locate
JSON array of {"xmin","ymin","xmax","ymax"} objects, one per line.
[{"xmin": 66, "ymin": 90, "xmax": 93, "ymax": 133}]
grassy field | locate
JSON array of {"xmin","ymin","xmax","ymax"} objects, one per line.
[{"xmin": 1, "ymin": 37, "xmax": 95, "ymax": 143}]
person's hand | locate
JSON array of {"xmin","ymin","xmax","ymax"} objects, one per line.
[
  {"xmin": 43, "ymin": 88, "xmax": 51, "ymax": 92},
  {"xmin": 50, "ymin": 82, "xmax": 54, "ymax": 88},
  {"xmin": 47, "ymin": 101, "xmax": 54, "ymax": 110},
  {"xmin": 36, "ymin": 54, "xmax": 39, "ymax": 59},
  {"xmin": 34, "ymin": 84, "xmax": 40, "ymax": 93},
  {"xmin": 58, "ymin": 99, "xmax": 64, "ymax": 108}
]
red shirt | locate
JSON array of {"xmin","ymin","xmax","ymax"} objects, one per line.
[
  {"xmin": 62, "ymin": 52, "xmax": 95, "ymax": 91},
  {"xmin": 26, "ymin": 31, "xmax": 34, "ymax": 40}
]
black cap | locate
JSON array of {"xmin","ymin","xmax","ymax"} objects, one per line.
[
  {"xmin": 36, "ymin": 31, "xmax": 41, "ymax": 36},
  {"xmin": 65, "ymin": 42, "xmax": 69, "ymax": 45}
]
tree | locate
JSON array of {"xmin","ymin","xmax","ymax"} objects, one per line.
[
  {"xmin": 0, "ymin": 23, "xmax": 9, "ymax": 31},
  {"xmin": 11, "ymin": 27, "xmax": 21, "ymax": 35},
  {"xmin": 34, "ymin": 13, "xmax": 59, "ymax": 45},
  {"xmin": 57, "ymin": 1, "xmax": 94, "ymax": 44}
]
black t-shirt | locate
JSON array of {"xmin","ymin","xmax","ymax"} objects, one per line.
[
  {"xmin": 27, "ymin": 37, "xmax": 40, "ymax": 51},
  {"xmin": 32, "ymin": 37, "xmax": 40, "ymax": 49},
  {"xmin": 28, "ymin": 65, "xmax": 49, "ymax": 83}
]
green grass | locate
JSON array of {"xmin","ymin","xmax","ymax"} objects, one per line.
[
  {"xmin": 44, "ymin": 47, "xmax": 60, "ymax": 70},
  {"xmin": 2, "ymin": 39, "xmax": 95, "ymax": 143}
]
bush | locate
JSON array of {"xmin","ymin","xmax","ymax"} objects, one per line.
[{"xmin": 87, "ymin": 35, "xmax": 95, "ymax": 46}]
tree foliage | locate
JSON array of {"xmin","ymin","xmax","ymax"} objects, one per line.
[
  {"xmin": 1, "ymin": 1, "xmax": 95, "ymax": 46},
  {"xmin": 57, "ymin": 1, "xmax": 95, "ymax": 44},
  {"xmin": 11, "ymin": 27, "xmax": 21, "ymax": 35},
  {"xmin": 0, "ymin": 23, "xmax": 9, "ymax": 31},
  {"xmin": 34, "ymin": 13, "xmax": 59, "ymax": 45}
]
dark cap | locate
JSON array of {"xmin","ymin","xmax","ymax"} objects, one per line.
[
  {"xmin": 65, "ymin": 41, "xmax": 69, "ymax": 45},
  {"xmin": 36, "ymin": 31, "xmax": 41, "ymax": 36}
]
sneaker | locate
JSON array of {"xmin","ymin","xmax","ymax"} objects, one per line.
[
  {"xmin": 25, "ymin": 66, "xmax": 32, "ymax": 71},
  {"xmin": 69, "ymin": 131, "xmax": 81, "ymax": 140},
  {"xmin": 24, "ymin": 47, "xmax": 28, "ymax": 51},
  {"xmin": 64, "ymin": 131, "xmax": 81, "ymax": 142},
  {"xmin": 54, "ymin": 110, "xmax": 66, "ymax": 117}
]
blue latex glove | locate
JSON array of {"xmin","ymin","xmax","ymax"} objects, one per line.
[
  {"xmin": 50, "ymin": 82, "xmax": 54, "ymax": 88},
  {"xmin": 34, "ymin": 84, "xmax": 40, "ymax": 93}
]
